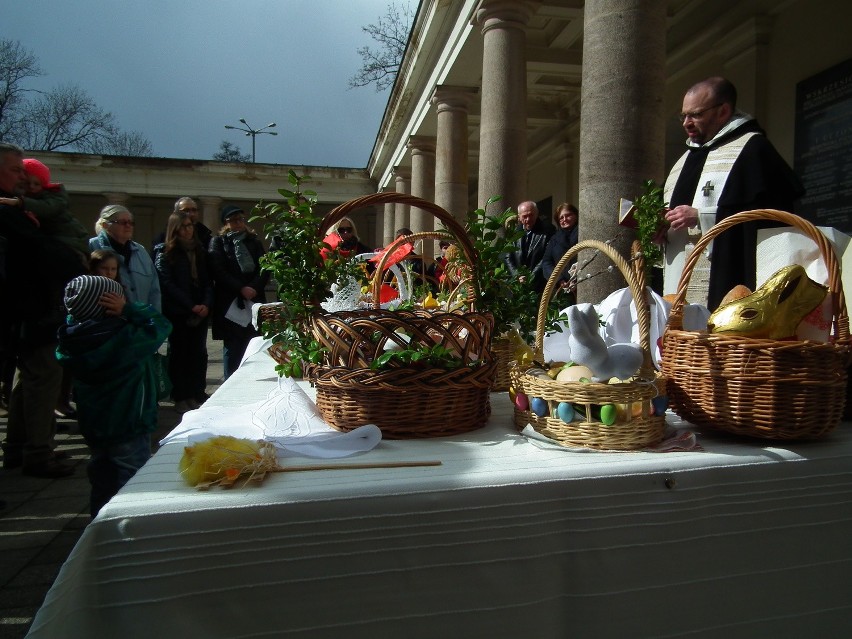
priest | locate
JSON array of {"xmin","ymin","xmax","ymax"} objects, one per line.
[{"xmin": 663, "ymin": 77, "xmax": 804, "ymax": 310}]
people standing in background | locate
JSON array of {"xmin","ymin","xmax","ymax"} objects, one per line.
[
  {"xmin": 321, "ymin": 217, "xmax": 371, "ymax": 260},
  {"xmin": 156, "ymin": 211, "xmax": 213, "ymax": 413},
  {"xmin": 504, "ymin": 200, "xmax": 554, "ymax": 296},
  {"xmin": 662, "ymin": 76, "xmax": 804, "ymax": 310},
  {"xmin": 151, "ymin": 197, "xmax": 213, "ymax": 257},
  {"xmin": 89, "ymin": 204, "xmax": 161, "ymax": 311},
  {"xmin": 208, "ymin": 205, "xmax": 268, "ymax": 379},
  {"xmin": 0, "ymin": 144, "xmax": 86, "ymax": 477},
  {"xmin": 541, "ymin": 203, "xmax": 580, "ymax": 296}
]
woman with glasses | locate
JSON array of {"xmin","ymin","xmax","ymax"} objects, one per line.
[
  {"xmin": 321, "ymin": 217, "xmax": 371, "ymax": 260},
  {"xmin": 208, "ymin": 205, "xmax": 269, "ymax": 379},
  {"xmin": 155, "ymin": 212, "xmax": 213, "ymax": 413},
  {"xmin": 89, "ymin": 204, "xmax": 161, "ymax": 311}
]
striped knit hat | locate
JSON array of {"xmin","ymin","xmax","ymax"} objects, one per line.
[{"xmin": 64, "ymin": 275, "xmax": 125, "ymax": 323}]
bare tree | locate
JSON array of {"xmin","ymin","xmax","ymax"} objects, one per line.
[
  {"xmin": 213, "ymin": 140, "xmax": 250, "ymax": 163},
  {"xmin": 348, "ymin": 1, "xmax": 415, "ymax": 92},
  {"xmin": 0, "ymin": 38, "xmax": 153, "ymax": 156},
  {"xmin": 84, "ymin": 130, "xmax": 154, "ymax": 157},
  {"xmin": 0, "ymin": 39, "xmax": 43, "ymax": 138}
]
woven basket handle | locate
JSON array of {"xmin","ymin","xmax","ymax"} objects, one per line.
[
  {"xmin": 666, "ymin": 208, "xmax": 849, "ymax": 342},
  {"xmin": 371, "ymin": 230, "xmax": 474, "ymax": 309},
  {"xmin": 535, "ymin": 239, "xmax": 656, "ymax": 378},
  {"xmin": 321, "ymin": 193, "xmax": 479, "ymax": 309}
]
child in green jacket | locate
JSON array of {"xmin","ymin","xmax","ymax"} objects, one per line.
[{"xmin": 56, "ymin": 275, "xmax": 172, "ymax": 517}]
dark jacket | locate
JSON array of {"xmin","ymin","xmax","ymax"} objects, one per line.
[
  {"xmin": 56, "ymin": 302, "xmax": 172, "ymax": 447},
  {"xmin": 504, "ymin": 218, "xmax": 555, "ymax": 294},
  {"xmin": 208, "ymin": 231, "xmax": 269, "ymax": 340},
  {"xmin": 541, "ymin": 226, "xmax": 579, "ymax": 285},
  {"xmin": 155, "ymin": 243, "xmax": 214, "ymax": 320}
]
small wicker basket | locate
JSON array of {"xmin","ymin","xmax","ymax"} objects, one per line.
[
  {"xmin": 510, "ymin": 240, "xmax": 667, "ymax": 450},
  {"xmin": 661, "ymin": 209, "xmax": 851, "ymax": 440},
  {"xmin": 311, "ymin": 193, "xmax": 496, "ymax": 438}
]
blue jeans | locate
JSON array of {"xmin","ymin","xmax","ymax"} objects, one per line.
[{"xmin": 87, "ymin": 434, "xmax": 151, "ymax": 518}]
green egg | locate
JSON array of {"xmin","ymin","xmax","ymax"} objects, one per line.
[{"xmin": 599, "ymin": 404, "xmax": 617, "ymax": 426}]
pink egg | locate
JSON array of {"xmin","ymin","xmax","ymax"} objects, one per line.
[{"xmin": 514, "ymin": 392, "xmax": 529, "ymax": 411}]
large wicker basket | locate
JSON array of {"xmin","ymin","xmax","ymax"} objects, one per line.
[
  {"xmin": 661, "ymin": 209, "xmax": 851, "ymax": 440},
  {"xmin": 510, "ymin": 240, "xmax": 667, "ymax": 450},
  {"xmin": 311, "ymin": 192, "xmax": 496, "ymax": 438}
]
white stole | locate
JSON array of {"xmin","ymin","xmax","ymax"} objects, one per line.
[{"xmin": 662, "ymin": 132, "xmax": 759, "ymax": 295}]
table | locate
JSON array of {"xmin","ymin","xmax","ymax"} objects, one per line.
[{"xmin": 27, "ymin": 348, "xmax": 852, "ymax": 638}]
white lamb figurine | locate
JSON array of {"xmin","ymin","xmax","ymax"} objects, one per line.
[{"xmin": 567, "ymin": 304, "xmax": 644, "ymax": 382}]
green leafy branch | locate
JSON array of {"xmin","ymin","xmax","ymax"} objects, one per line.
[
  {"xmin": 371, "ymin": 343, "xmax": 468, "ymax": 371},
  {"xmin": 632, "ymin": 179, "xmax": 669, "ymax": 272},
  {"xmin": 253, "ymin": 170, "xmax": 360, "ymax": 378}
]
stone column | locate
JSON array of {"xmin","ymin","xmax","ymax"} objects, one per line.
[
  {"xmin": 432, "ymin": 85, "xmax": 478, "ymax": 223},
  {"xmin": 578, "ymin": 0, "xmax": 667, "ymax": 302},
  {"xmin": 474, "ymin": 0, "xmax": 538, "ymax": 213},
  {"xmin": 408, "ymin": 136, "xmax": 437, "ymax": 259},
  {"xmin": 393, "ymin": 169, "xmax": 411, "ymax": 234},
  {"xmin": 382, "ymin": 193, "xmax": 397, "ymax": 246},
  {"xmin": 198, "ymin": 196, "xmax": 223, "ymax": 234}
]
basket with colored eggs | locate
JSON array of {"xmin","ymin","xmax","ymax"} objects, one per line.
[{"xmin": 509, "ymin": 240, "xmax": 667, "ymax": 450}]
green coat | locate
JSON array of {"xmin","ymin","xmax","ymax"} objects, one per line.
[{"xmin": 56, "ymin": 302, "xmax": 172, "ymax": 447}]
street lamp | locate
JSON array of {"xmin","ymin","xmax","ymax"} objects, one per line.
[{"xmin": 224, "ymin": 118, "xmax": 278, "ymax": 163}]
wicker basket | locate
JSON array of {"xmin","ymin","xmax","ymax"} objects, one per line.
[
  {"xmin": 492, "ymin": 335, "xmax": 515, "ymax": 392},
  {"xmin": 661, "ymin": 209, "xmax": 851, "ymax": 440},
  {"xmin": 311, "ymin": 193, "xmax": 496, "ymax": 438},
  {"xmin": 510, "ymin": 240, "xmax": 667, "ymax": 450}
]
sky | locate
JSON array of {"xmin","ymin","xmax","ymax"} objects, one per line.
[{"xmin": 2, "ymin": 0, "xmax": 404, "ymax": 167}]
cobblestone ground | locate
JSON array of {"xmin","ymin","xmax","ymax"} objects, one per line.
[{"xmin": 0, "ymin": 332, "xmax": 223, "ymax": 639}]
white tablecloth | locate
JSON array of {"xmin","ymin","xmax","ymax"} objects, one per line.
[{"xmin": 28, "ymin": 348, "xmax": 852, "ymax": 638}]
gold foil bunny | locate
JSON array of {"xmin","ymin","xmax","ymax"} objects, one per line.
[{"xmin": 707, "ymin": 264, "xmax": 827, "ymax": 339}]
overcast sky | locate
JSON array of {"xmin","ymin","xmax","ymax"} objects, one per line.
[{"xmin": 2, "ymin": 0, "xmax": 405, "ymax": 167}]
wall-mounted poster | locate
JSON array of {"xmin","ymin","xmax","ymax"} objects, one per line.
[{"xmin": 794, "ymin": 57, "xmax": 852, "ymax": 233}]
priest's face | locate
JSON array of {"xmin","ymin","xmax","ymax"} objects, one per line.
[{"xmin": 680, "ymin": 87, "xmax": 730, "ymax": 145}]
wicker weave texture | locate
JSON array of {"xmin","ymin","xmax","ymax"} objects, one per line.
[
  {"xmin": 661, "ymin": 209, "xmax": 851, "ymax": 440},
  {"xmin": 311, "ymin": 193, "xmax": 496, "ymax": 437},
  {"xmin": 512, "ymin": 240, "xmax": 667, "ymax": 450},
  {"xmin": 492, "ymin": 336, "xmax": 515, "ymax": 392}
]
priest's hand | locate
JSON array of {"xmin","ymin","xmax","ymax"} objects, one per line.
[{"xmin": 664, "ymin": 205, "xmax": 698, "ymax": 231}]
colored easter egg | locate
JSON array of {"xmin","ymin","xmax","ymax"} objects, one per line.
[
  {"xmin": 508, "ymin": 387, "xmax": 517, "ymax": 403},
  {"xmin": 652, "ymin": 395, "xmax": 668, "ymax": 415},
  {"xmin": 531, "ymin": 397, "xmax": 549, "ymax": 417},
  {"xmin": 599, "ymin": 404, "xmax": 617, "ymax": 426},
  {"xmin": 556, "ymin": 402, "xmax": 574, "ymax": 422},
  {"xmin": 514, "ymin": 392, "xmax": 529, "ymax": 411}
]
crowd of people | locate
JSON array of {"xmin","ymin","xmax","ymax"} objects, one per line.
[{"xmin": 0, "ymin": 142, "xmax": 271, "ymax": 516}]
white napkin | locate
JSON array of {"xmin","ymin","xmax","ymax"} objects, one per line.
[{"xmin": 159, "ymin": 376, "xmax": 382, "ymax": 458}]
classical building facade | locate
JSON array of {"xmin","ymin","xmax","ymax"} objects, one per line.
[{"xmin": 27, "ymin": 0, "xmax": 852, "ymax": 292}]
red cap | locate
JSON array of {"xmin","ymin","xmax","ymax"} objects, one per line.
[{"xmin": 22, "ymin": 159, "xmax": 61, "ymax": 190}]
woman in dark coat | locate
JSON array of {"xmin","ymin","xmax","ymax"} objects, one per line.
[
  {"xmin": 155, "ymin": 211, "xmax": 213, "ymax": 412},
  {"xmin": 208, "ymin": 205, "xmax": 269, "ymax": 379},
  {"xmin": 540, "ymin": 203, "xmax": 580, "ymax": 295}
]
